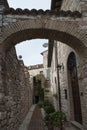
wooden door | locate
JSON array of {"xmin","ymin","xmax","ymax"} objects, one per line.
[
  {"xmin": 68, "ymin": 52, "xmax": 82, "ymax": 124},
  {"xmin": 70, "ymin": 67, "xmax": 82, "ymax": 124}
]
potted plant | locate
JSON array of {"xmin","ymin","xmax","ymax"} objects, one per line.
[
  {"xmin": 44, "ymin": 111, "xmax": 66, "ymax": 130},
  {"xmin": 38, "ymin": 100, "xmax": 44, "ymax": 108},
  {"xmin": 51, "ymin": 111, "xmax": 66, "ymax": 130},
  {"xmin": 44, "ymin": 105, "xmax": 55, "ymax": 114},
  {"xmin": 44, "ymin": 114, "xmax": 54, "ymax": 130}
]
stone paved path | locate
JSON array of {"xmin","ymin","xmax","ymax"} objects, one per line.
[{"xmin": 28, "ymin": 105, "xmax": 45, "ymax": 130}]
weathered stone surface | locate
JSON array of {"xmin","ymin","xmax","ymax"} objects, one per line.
[
  {"xmin": 0, "ymin": 0, "xmax": 87, "ymax": 130},
  {"xmin": 0, "ymin": 47, "xmax": 32, "ymax": 130},
  {"xmin": 50, "ymin": 41, "xmax": 87, "ymax": 129}
]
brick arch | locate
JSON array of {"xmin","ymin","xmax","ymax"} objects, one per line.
[{"xmin": 1, "ymin": 18, "xmax": 86, "ymax": 54}]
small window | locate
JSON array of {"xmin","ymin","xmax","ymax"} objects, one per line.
[
  {"xmin": 55, "ymin": 77, "xmax": 56, "ymax": 84},
  {"xmin": 40, "ymin": 71, "xmax": 43, "ymax": 74},
  {"xmin": 64, "ymin": 89, "xmax": 67, "ymax": 100}
]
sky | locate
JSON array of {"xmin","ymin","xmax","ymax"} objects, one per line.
[{"xmin": 7, "ymin": 0, "xmax": 51, "ymax": 66}]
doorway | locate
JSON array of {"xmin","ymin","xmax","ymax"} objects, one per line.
[{"xmin": 67, "ymin": 52, "xmax": 82, "ymax": 124}]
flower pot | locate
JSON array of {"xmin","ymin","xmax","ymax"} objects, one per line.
[
  {"xmin": 48, "ymin": 125, "xmax": 54, "ymax": 130},
  {"xmin": 54, "ymin": 127, "xmax": 61, "ymax": 130}
]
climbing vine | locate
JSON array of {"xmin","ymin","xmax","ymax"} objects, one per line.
[{"xmin": 36, "ymin": 74, "xmax": 45, "ymax": 88}]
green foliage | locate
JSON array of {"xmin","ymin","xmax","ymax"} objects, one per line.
[
  {"xmin": 43, "ymin": 100, "xmax": 55, "ymax": 114},
  {"xmin": 38, "ymin": 87, "xmax": 44, "ymax": 101},
  {"xmin": 53, "ymin": 93, "xmax": 58, "ymax": 98},
  {"xmin": 36, "ymin": 74, "xmax": 45, "ymax": 88},
  {"xmin": 50, "ymin": 111, "xmax": 66, "ymax": 127},
  {"xmin": 43, "ymin": 100, "xmax": 66, "ymax": 128},
  {"xmin": 38, "ymin": 100, "xmax": 44, "ymax": 108},
  {"xmin": 45, "ymin": 89, "xmax": 49, "ymax": 92},
  {"xmin": 44, "ymin": 114, "xmax": 53, "ymax": 126},
  {"xmin": 44, "ymin": 111, "xmax": 66, "ymax": 128},
  {"xmin": 44, "ymin": 105, "xmax": 55, "ymax": 114},
  {"xmin": 43, "ymin": 100, "xmax": 52, "ymax": 107}
]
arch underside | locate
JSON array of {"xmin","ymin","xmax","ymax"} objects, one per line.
[
  {"xmin": 0, "ymin": 16, "xmax": 86, "ymax": 56},
  {"xmin": 2, "ymin": 29, "xmax": 85, "ymax": 52}
]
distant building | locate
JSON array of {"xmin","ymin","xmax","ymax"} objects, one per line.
[
  {"xmin": 28, "ymin": 64, "xmax": 44, "ymax": 103},
  {"xmin": 41, "ymin": 50, "xmax": 50, "ymax": 80}
]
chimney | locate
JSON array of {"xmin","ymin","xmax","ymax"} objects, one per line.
[{"xmin": 0, "ymin": 0, "xmax": 9, "ymax": 11}]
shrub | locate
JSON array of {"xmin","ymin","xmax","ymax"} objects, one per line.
[
  {"xmin": 44, "ymin": 105, "xmax": 55, "ymax": 114},
  {"xmin": 44, "ymin": 114, "xmax": 53, "ymax": 126},
  {"xmin": 43, "ymin": 100, "xmax": 52, "ymax": 107},
  {"xmin": 44, "ymin": 111, "xmax": 66, "ymax": 128},
  {"xmin": 38, "ymin": 100, "xmax": 44, "ymax": 108},
  {"xmin": 43, "ymin": 100, "xmax": 55, "ymax": 114},
  {"xmin": 43, "ymin": 100, "xmax": 66, "ymax": 129}
]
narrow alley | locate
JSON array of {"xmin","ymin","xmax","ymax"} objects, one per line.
[
  {"xmin": 0, "ymin": 0, "xmax": 87, "ymax": 130},
  {"xmin": 28, "ymin": 105, "xmax": 44, "ymax": 130},
  {"xmin": 19, "ymin": 104, "xmax": 79, "ymax": 130}
]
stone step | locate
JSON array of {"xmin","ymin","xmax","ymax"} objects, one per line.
[
  {"xmin": 71, "ymin": 121, "xmax": 85, "ymax": 130},
  {"xmin": 64, "ymin": 121, "xmax": 85, "ymax": 130}
]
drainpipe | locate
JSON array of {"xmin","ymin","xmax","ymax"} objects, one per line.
[
  {"xmin": 54, "ymin": 41, "xmax": 61, "ymax": 111},
  {"xmin": 55, "ymin": 42, "xmax": 63, "ymax": 130}
]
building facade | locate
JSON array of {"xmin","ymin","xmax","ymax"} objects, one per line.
[
  {"xmin": 41, "ymin": 50, "xmax": 51, "ymax": 101},
  {"xmin": 47, "ymin": 1, "xmax": 87, "ymax": 129},
  {"xmin": 28, "ymin": 64, "xmax": 44, "ymax": 103},
  {"xmin": 49, "ymin": 41, "xmax": 85, "ymax": 129},
  {"xmin": 28, "ymin": 50, "xmax": 51, "ymax": 103}
]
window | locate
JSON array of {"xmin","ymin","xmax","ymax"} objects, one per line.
[{"xmin": 40, "ymin": 71, "xmax": 43, "ymax": 74}]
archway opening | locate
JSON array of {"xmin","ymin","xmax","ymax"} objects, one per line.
[
  {"xmin": 67, "ymin": 52, "xmax": 82, "ymax": 124},
  {"xmin": 1, "ymin": 24, "xmax": 86, "ymax": 130},
  {"xmin": 15, "ymin": 39, "xmax": 48, "ymax": 66}
]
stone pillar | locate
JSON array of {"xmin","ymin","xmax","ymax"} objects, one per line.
[
  {"xmin": 0, "ymin": 0, "xmax": 9, "ymax": 10},
  {"xmin": 80, "ymin": 0, "xmax": 87, "ymax": 14},
  {"xmin": 78, "ymin": 48, "xmax": 87, "ymax": 129},
  {"xmin": 0, "ymin": 47, "xmax": 7, "ymax": 130},
  {"xmin": 0, "ymin": 0, "xmax": 9, "ymax": 31},
  {"xmin": 61, "ymin": 0, "xmax": 81, "ymax": 12}
]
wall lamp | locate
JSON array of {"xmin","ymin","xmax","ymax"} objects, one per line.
[{"xmin": 56, "ymin": 63, "xmax": 64, "ymax": 70}]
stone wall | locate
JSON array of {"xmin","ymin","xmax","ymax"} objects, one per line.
[
  {"xmin": 78, "ymin": 60, "xmax": 87, "ymax": 128},
  {"xmin": 50, "ymin": 43, "xmax": 59, "ymax": 110},
  {"xmin": 61, "ymin": 0, "xmax": 87, "ymax": 15},
  {"xmin": 57, "ymin": 42, "xmax": 76, "ymax": 119},
  {"xmin": 80, "ymin": 0, "xmax": 87, "ymax": 14},
  {"xmin": 24, "ymin": 67, "xmax": 32, "ymax": 110},
  {"xmin": 50, "ymin": 41, "xmax": 87, "ymax": 129},
  {"xmin": 28, "ymin": 67, "xmax": 44, "ymax": 86},
  {"xmin": 0, "ymin": 47, "xmax": 31, "ymax": 130},
  {"xmin": 61, "ymin": 0, "xmax": 81, "ymax": 12}
]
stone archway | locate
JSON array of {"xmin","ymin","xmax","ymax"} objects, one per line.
[
  {"xmin": 0, "ymin": 17, "xmax": 87, "ymax": 51},
  {"xmin": 0, "ymin": 7, "xmax": 87, "ymax": 130}
]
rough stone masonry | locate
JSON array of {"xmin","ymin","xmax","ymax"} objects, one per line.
[{"xmin": 0, "ymin": 0, "xmax": 87, "ymax": 130}]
